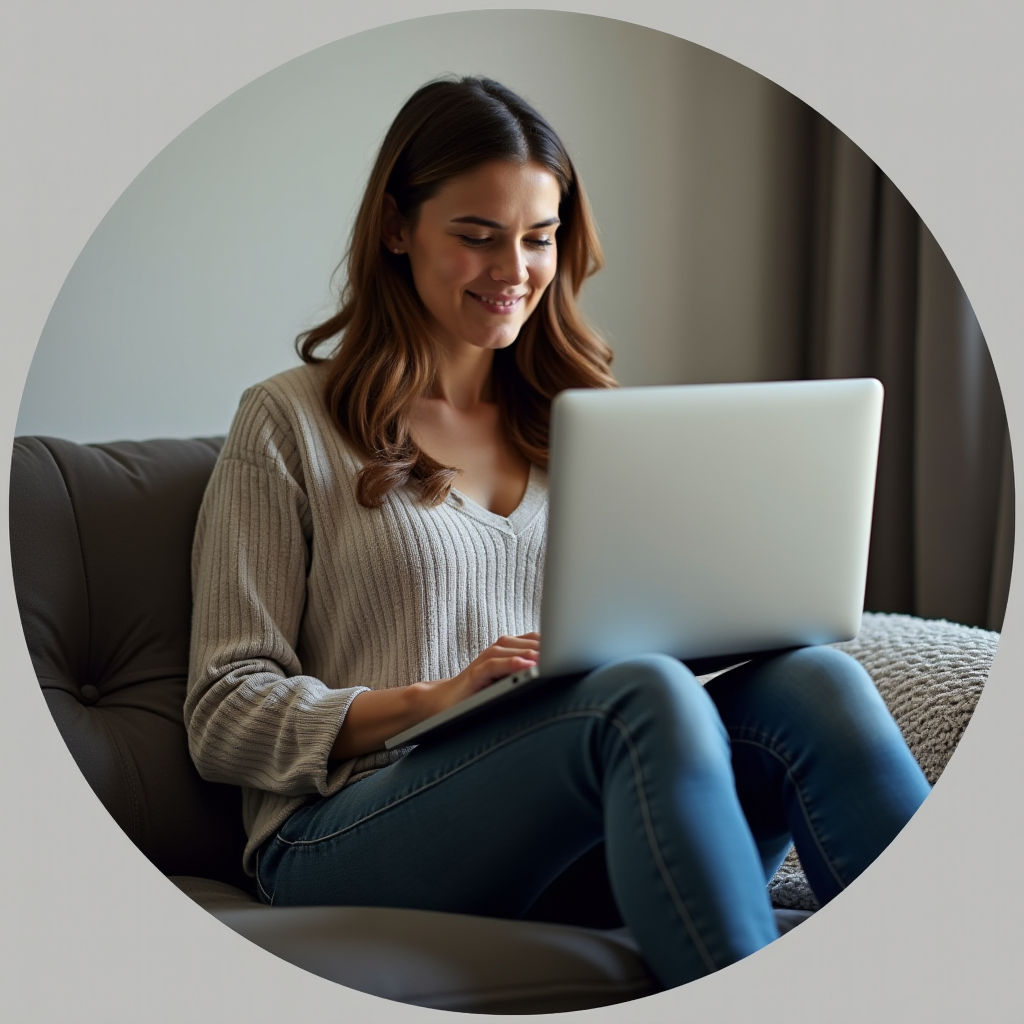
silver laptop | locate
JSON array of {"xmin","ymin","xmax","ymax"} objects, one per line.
[{"xmin": 385, "ymin": 377, "xmax": 883, "ymax": 749}]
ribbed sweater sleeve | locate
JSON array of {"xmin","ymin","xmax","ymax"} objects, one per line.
[{"xmin": 185, "ymin": 383, "xmax": 369, "ymax": 797}]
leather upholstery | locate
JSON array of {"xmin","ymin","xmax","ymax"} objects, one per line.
[
  {"xmin": 11, "ymin": 436, "xmax": 251, "ymax": 892},
  {"xmin": 170, "ymin": 876, "xmax": 659, "ymax": 1012}
]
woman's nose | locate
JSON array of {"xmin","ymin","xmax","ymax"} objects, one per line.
[{"xmin": 490, "ymin": 243, "xmax": 528, "ymax": 285}]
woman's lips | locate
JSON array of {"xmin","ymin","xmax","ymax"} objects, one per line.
[{"xmin": 467, "ymin": 291, "xmax": 524, "ymax": 315}]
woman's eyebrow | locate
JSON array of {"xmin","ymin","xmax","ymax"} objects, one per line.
[{"xmin": 449, "ymin": 215, "xmax": 561, "ymax": 230}]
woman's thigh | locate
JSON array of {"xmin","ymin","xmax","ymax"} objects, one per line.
[
  {"xmin": 257, "ymin": 697, "xmax": 606, "ymax": 914},
  {"xmin": 256, "ymin": 654, "xmax": 743, "ymax": 919}
]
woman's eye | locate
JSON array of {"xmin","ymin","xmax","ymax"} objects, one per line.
[{"xmin": 456, "ymin": 235, "xmax": 554, "ymax": 249}]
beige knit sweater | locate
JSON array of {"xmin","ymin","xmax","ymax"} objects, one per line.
[{"xmin": 185, "ymin": 362, "xmax": 548, "ymax": 875}]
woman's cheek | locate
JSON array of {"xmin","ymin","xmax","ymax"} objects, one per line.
[
  {"xmin": 531, "ymin": 257, "xmax": 557, "ymax": 298},
  {"xmin": 439, "ymin": 249, "xmax": 481, "ymax": 290},
  {"xmin": 532, "ymin": 248, "xmax": 557, "ymax": 285}
]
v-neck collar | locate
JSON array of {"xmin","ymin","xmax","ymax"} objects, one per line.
[{"xmin": 447, "ymin": 463, "xmax": 546, "ymax": 535}]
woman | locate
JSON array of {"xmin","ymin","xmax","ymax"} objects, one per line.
[{"xmin": 186, "ymin": 76, "xmax": 930, "ymax": 991}]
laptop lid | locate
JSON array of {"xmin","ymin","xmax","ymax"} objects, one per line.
[{"xmin": 538, "ymin": 378, "xmax": 883, "ymax": 677}]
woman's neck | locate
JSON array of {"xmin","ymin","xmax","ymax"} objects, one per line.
[{"xmin": 428, "ymin": 343, "xmax": 496, "ymax": 410}]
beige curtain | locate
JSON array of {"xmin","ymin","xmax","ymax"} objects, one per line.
[{"xmin": 798, "ymin": 125, "xmax": 1013, "ymax": 630}]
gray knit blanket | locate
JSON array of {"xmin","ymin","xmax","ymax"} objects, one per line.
[{"xmin": 766, "ymin": 612, "xmax": 998, "ymax": 911}]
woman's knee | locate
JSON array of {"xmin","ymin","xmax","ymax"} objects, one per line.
[
  {"xmin": 774, "ymin": 646, "xmax": 884, "ymax": 718},
  {"xmin": 581, "ymin": 653, "xmax": 702, "ymax": 712},
  {"xmin": 716, "ymin": 645, "xmax": 897, "ymax": 749},
  {"xmin": 580, "ymin": 653, "xmax": 730, "ymax": 755}
]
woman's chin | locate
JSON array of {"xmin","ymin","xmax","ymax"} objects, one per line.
[{"xmin": 454, "ymin": 327, "xmax": 523, "ymax": 353}]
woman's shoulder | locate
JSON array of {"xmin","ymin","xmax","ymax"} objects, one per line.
[
  {"xmin": 223, "ymin": 361, "xmax": 346, "ymax": 468},
  {"xmin": 228, "ymin": 362, "xmax": 335, "ymax": 438},
  {"xmin": 238, "ymin": 361, "xmax": 330, "ymax": 417}
]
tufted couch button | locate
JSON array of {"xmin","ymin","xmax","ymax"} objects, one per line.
[{"xmin": 80, "ymin": 684, "xmax": 100, "ymax": 705}]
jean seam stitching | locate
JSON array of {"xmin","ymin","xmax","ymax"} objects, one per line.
[
  {"xmin": 255, "ymin": 848, "xmax": 275, "ymax": 906},
  {"xmin": 729, "ymin": 729, "xmax": 846, "ymax": 891},
  {"xmin": 605, "ymin": 710, "xmax": 720, "ymax": 974}
]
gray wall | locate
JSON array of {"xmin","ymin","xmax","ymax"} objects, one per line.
[{"xmin": 15, "ymin": 9, "xmax": 811, "ymax": 443}]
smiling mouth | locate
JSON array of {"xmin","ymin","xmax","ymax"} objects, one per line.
[{"xmin": 467, "ymin": 291, "xmax": 524, "ymax": 312}]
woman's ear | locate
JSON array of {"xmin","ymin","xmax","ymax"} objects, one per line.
[{"xmin": 381, "ymin": 194, "xmax": 408, "ymax": 255}]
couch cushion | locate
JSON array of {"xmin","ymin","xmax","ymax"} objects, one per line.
[
  {"xmin": 171, "ymin": 874, "xmax": 656, "ymax": 1012},
  {"xmin": 10, "ymin": 436, "xmax": 251, "ymax": 891},
  {"xmin": 218, "ymin": 906, "xmax": 656, "ymax": 1013},
  {"xmin": 170, "ymin": 876, "xmax": 810, "ymax": 1012}
]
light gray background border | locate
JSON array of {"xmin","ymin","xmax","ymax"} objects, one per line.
[{"xmin": 1, "ymin": 2, "xmax": 1020, "ymax": 1021}]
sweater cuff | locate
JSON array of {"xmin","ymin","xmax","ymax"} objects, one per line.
[{"xmin": 309, "ymin": 684, "xmax": 371, "ymax": 796}]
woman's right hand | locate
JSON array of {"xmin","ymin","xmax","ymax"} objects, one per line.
[
  {"xmin": 422, "ymin": 632, "xmax": 541, "ymax": 718},
  {"xmin": 330, "ymin": 632, "xmax": 540, "ymax": 761}
]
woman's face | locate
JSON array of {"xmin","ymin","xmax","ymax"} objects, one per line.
[{"xmin": 387, "ymin": 160, "xmax": 562, "ymax": 356}]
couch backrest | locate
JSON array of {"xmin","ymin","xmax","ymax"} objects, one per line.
[{"xmin": 10, "ymin": 436, "xmax": 252, "ymax": 892}]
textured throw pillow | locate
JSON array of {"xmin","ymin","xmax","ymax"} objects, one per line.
[{"xmin": 767, "ymin": 612, "xmax": 998, "ymax": 911}]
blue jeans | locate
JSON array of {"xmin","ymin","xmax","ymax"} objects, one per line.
[{"xmin": 255, "ymin": 648, "xmax": 930, "ymax": 989}]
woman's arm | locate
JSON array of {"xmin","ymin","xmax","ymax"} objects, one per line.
[
  {"xmin": 330, "ymin": 633, "xmax": 540, "ymax": 759},
  {"xmin": 188, "ymin": 383, "xmax": 541, "ymax": 782},
  {"xmin": 186, "ymin": 385, "xmax": 370, "ymax": 796}
]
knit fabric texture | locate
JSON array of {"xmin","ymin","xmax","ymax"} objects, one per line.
[
  {"xmin": 767, "ymin": 611, "xmax": 998, "ymax": 910},
  {"xmin": 186, "ymin": 363, "xmax": 547, "ymax": 875}
]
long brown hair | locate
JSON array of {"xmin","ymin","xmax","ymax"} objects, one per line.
[{"xmin": 297, "ymin": 76, "xmax": 616, "ymax": 508}]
